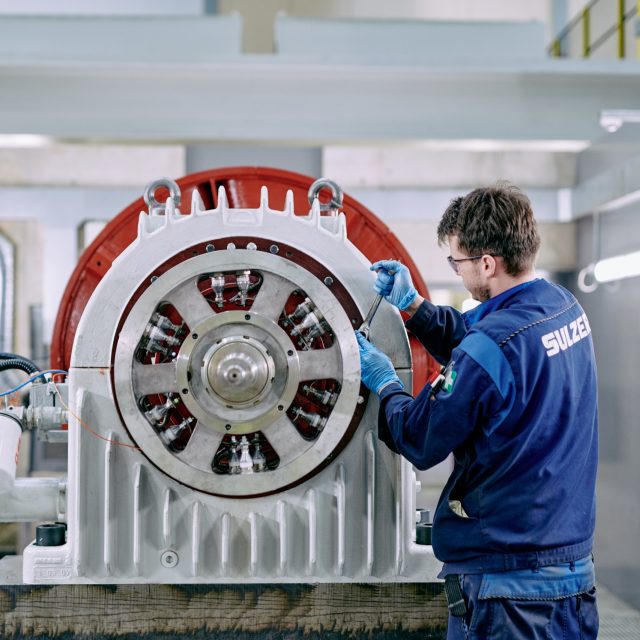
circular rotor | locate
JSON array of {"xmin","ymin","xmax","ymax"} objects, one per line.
[{"xmin": 114, "ymin": 249, "xmax": 363, "ymax": 498}]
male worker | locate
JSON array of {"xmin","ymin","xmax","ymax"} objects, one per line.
[{"xmin": 356, "ymin": 183, "xmax": 598, "ymax": 639}]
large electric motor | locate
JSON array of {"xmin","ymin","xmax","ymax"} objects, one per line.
[{"xmin": 22, "ymin": 170, "xmax": 440, "ymax": 584}]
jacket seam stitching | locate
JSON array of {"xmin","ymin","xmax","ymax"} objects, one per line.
[{"xmin": 496, "ymin": 300, "xmax": 578, "ymax": 348}]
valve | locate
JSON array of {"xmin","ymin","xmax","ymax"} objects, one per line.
[
  {"xmin": 228, "ymin": 436, "xmax": 241, "ymax": 474},
  {"xmin": 144, "ymin": 395, "xmax": 178, "ymax": 426},
  {"xmin": 286, "ymin": 297, "xmax": 314, "ymax": 324},
  {"xmin": 211, "ymin": 274, "xmax": 226, "ymax": 308},
  {"xmin": 290, "ymin": 310, "xmax": 327, "ymax": 338},
  {"xmin": 142, "ymin": 322, "xmax": 181, "ymax": 356},
  {"xmin": 291, "ymin": 406, "xmax": 327, "ymax": 432},
  {"xmin": 233, "ymin": 270, "xmax": 252, "ymax": 306},
  {"xmin": 238, "ymin": 435, "xmax": 253, "ymax": 474},
  {"xmin": 302, "ymin": 384, "xmax": 338, "ymax": 407},
  {"xmin": 252, "ymin": 437, "xmax": 266, "ymax": 472},
  {"xmin": 159, "ymin": 416, "xmax": 194, "ymax": 446},
  {"xmin": 150, "ymin": 312, "xmax": 182, "ymax": 334}
]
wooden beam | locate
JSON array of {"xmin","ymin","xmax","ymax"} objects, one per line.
[{"xmin": 0, "ymin": 583, "xmax": 448, "ymax": 638}]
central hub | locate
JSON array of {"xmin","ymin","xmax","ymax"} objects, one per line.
[
  {"xmin": 174, "ymin": 310, "xmax": 300, "ymax": 435},
  {"xmin": 203, "ymin": 336, "xmax": 275, "ymax": 407}
]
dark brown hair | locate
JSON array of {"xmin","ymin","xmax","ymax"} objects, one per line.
[{"xmin": 437, "ymin": 183, "xmax": 540, "ymax": 276}]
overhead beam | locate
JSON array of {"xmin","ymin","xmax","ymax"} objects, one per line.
[
  {"xmin": 0, "ymin": 15, "xmax": 242, "ymax": 64},
  {"xmin": 571, "ymin": 152, "xmax": 640, "ymax": 219},
  {"xmin": 1, "ymin": 59, "xmax": 639, "ymax": 143},
  {"xmin": 0, "ymin": 144, "xmax": 185, "ymax": 186},
  {"xmin": 323, "ymin": 146, "xmax": 579, "ymax": 189}
]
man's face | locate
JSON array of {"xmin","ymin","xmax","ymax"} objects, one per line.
[{"xmin": 448, "ymin": 235, "xmax": 491, "ymax": 302}]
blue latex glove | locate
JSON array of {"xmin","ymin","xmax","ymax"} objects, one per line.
[
  {"xmin": 356, "ymin": 332, "xmax": 403, "ymax": 394},
  {"xmin": 370, "ymin": 260, "xmax": 417, "ymax": 310}
]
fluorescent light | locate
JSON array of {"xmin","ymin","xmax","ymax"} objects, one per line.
[
  {"xmin": 326, "ymin": 140, "xmax": 590, "ymax": 153},
  {"xmin": 593, "ymin": 250, "xmax": 640, "ymax": 283},
  {"xmin": 0, "ymin": 134, "xmax": 52, "ymax": 148}
]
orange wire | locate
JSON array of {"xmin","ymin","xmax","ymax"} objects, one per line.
[{"xmin": 51, "ymin": 375, "xmax": 140, "ymax": 450}]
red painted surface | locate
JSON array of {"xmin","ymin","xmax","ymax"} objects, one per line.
[{"xmin": 51, "ymin": 167, "xmax": 439, "ymax": 392}]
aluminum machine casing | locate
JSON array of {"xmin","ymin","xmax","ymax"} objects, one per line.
[{"xmin": 10, "ymin": 170, "xmax": 441, "ymax": 584}]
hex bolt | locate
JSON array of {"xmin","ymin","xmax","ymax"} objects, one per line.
[{"xmin": 161, "ymin": 550, "xmax": 179, "ymax": 568}]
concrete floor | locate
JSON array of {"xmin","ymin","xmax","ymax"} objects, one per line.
[{"xmin": 597, "ymin": 582, "xmax": 640, "ymax": 639}]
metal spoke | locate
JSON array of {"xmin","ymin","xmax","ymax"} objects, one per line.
[
  {"xmin": 164, "ymin": 277, "xmax": 215, "ymax": 330},
  {"xmin": 174, "ymin": 424, "xmax": 224, "ymax": 471},
  {"xmin": 250, "ymin": 271, "xmax": 297, "ymax": 321},
  {"xmin": 298, "ymin": 345, "xmax": 341, "ymax": 382},
  {"xmin": 263, "ymin": 413, "xmax": 310, "ymax": 466},
  {"xmin": 132, "ymin": 361, "xmax": 179, "ymax": 397}
]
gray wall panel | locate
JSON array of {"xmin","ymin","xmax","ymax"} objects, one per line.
[
  {"xmin": 186, "ymin": 145, "xmax": 322, "ymax": 179},
  {"xmin": 573, "ymin": 211, "xmax": 640, "ymax": 609}
]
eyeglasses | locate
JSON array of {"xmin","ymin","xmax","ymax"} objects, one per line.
[{"xmin": 447, "ymin": 254, "xmax": 499, "ymax": 274}]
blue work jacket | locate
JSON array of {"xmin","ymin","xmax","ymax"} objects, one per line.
[{"xmin": 378, "ymin": 279, "xmax": 598, "ymax": 574}]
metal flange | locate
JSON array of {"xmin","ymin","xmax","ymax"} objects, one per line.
[{"xmin": 113, "ymin": 250, "xmax": 361, "ymax": 498}]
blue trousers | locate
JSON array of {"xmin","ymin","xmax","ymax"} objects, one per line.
[{"xmin": 446, "ymin": 574, "xmax": 599, "ymax": 639}]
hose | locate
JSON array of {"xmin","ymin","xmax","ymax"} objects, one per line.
[
  {"xmin": 0, "ymin": 359, "xmax": 43, "ymax": 376},
  {"xmin": 0, "ymin": 352, "xmax": 41, "ymax": 375}
]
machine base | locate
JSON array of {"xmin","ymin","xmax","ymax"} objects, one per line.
[{"xmin": 0, "ymin": 558, "xmax": 448, "ymax": 639}]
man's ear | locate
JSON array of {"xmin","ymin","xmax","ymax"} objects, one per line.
[{"xmin": 483, "ymin": 255, "xmax": 498, "ymax": 276}]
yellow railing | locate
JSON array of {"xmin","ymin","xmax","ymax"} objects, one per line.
[{"xmin": 549, "ymin": 0, "xmax": 637, "ymax": 58}]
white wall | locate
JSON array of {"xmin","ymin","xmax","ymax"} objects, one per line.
[{"xmin": 219, "ymin": 0, "xmax": 552, "ymax": 53}]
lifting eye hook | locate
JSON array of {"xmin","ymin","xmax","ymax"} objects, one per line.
[
  {"xmin": 308, "ymin": 178, "xmax": 344, "ymax": 213},
  {"xmin": 144, "ymin": 177, "xmax": 182, "ymax": 214}
]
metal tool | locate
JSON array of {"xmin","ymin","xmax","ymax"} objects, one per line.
[
  {"xmin": 358, "ymin": 294, "xmax": 384, "ymax": 340},
  {"xmin": 359, "ymin": 259, "xmax": 402, "ymax": 339}
]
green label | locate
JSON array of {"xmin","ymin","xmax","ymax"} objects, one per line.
[{"xmin": 443, "ymin": 368, "xmax": 457, "ymax": 393}]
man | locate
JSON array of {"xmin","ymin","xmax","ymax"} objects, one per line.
[{"xmin": 356, "ymin": 184, "xmax": 598, "ymax": 639}]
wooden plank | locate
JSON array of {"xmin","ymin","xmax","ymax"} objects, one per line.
[{"xmin": 0, "ymin": 583, "xmax": 447, "ymax": 639}]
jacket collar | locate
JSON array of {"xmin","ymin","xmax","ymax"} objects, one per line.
[{"xmin": 463, "ymin": 278, "xmax": 541, "ymax": 328}]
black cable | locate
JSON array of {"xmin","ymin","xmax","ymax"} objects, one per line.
[
  {"xmin": 0, "ymin": 359, "xmax": 43, "ymax": 376},
  {"xmin": 0, "ymin": 352, "xmax": 41, "ymax": 374}
]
